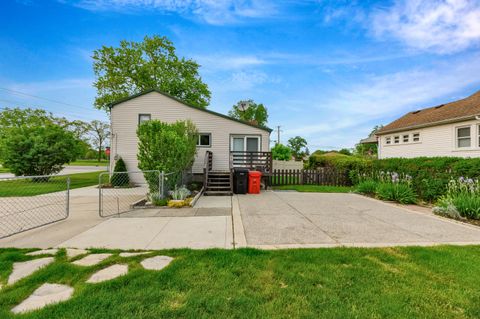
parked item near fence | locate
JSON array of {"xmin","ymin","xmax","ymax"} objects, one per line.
[
  {"xmin": 233, "ymin": 168, "xmax": 249, "ymax": 194},
  {"xmin": 248, "ymin": 171, "xmax": 262, "ymax": 194}
]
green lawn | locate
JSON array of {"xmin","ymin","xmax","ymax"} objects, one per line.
[
  {"xmin": 0, "ymin": 167, "xmax": 9, "ymax": 173},
  {"xmin": 0, "ymin": 171, "xmax": 104, "ymax": 197},
  {"xmin": 68, "ymin": 159, "xmax": 108, "ymax": 166},
  {"xmin": 1, "ymin": 246, "xmax": 480, "ymax": 318},
  {"xmin": 273, "ymin": 184, "xmax": 353, "ymax": 193}
]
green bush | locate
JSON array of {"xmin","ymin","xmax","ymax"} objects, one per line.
[
  {"xmin": 376, "ymin": 183, "xmax": 417, "ymax": 204},
  {"xmin": 434, "ymin": 177, "xmax": 480, "ymax": 220},
  {"xmin": 451, "ymin": 194, "xmax": 480, "ymax": 219},
  {"xmin": 355, "ymin": 180, "xmax": 378, "ymax": 195},
  {"xmin": 137, "ymin": 120, "xmax": 197, "ymax": 192},
  {"xmin": 2, "ymin": 124, "xmax": 81, "ymax": 176},
  {"xmin": 110, "ymin": 157, "xmax": 129, "ymax": 187},
  {"xmin": 351, "ymin": 157, "xmax": 480, "ymax": 202},
  {"xmin": 271, "ymin": 143, "xmax": 292, "ymax": 161}
]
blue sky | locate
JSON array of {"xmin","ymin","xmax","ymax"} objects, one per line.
[{"xmin": 1, "ymin": 0, "xmax": 480, "ymax": 150}]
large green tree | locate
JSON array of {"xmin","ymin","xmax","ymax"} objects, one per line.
[
  {"xmin": 228, "ymin": 99, "xmax": 268, "ymax": 126},
  {"xmin": 288, "ymin": 136, "xmax": 308, "ymax": 161},
  {"xmin": 93, "ymin": 35, "xmax": 211, "ymax": 111},
  {"xmin": 3, "ymin": 124, "xmax": 81, "ymax": 176}
]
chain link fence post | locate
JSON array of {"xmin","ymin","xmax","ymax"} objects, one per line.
[{"xmin": 66, "ymin": 176, "xmax": 70, "ymax": 217}]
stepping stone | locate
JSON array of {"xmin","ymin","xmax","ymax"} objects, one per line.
[
  {"xmin": 26, "ymin": 249, "xmax": 58, "ymax": 256},
  {"xmin": 72, "ymin": 253, "xmax": 112, "ymax": 267},
  {"xmin": 65, "ymin": 248, "xmax": 88, "ymax": 259},
  {"xmin": 8, "ymin": 257, "xmax": 54, "ymax": 285},
  {"xmin": 11, "ymin": 283, "xmax": 74, "ymax": 314},
  {"xmin": 86, "ymin": 264, "xmax": 128, "ymax": 283},
  {"xmin": 119, "ymin": 252, "xmax": 151, "ymax": 258},
  {"xmin": 141, "ymin": 256, "xmax": 174, "ymax": 271}
]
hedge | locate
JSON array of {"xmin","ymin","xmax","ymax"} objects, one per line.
[
  {"xmin": 307, "ymin": 154, "xmax": 480, "ymax": 202},
  {"xmin": 352, "ymin": 157, "xmax": 480, "ymax": 202}
]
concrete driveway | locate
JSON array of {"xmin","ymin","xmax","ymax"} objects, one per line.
[{"xmin": 236, "ymin": 191, "xmax": 480, "ymax": 248}]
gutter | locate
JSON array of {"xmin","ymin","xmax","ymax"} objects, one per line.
[{"xmin": 376, "ymin": 114, "xmax": 480, "ymax": 135}]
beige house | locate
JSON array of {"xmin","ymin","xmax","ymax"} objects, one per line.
[
  {"xmin": 376, "ymin": 90, "xmax": 480, "ymax": 159},
  {"xmin": 109, "ymin": 89, "xmax": 272, "ymax": 194}
]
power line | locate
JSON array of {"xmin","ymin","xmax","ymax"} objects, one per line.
[
  {"xmin": 0, "ymin": 87, "xmax": 93, "ymax": 111},
  {"xmin": 0, "ymin": 98, "xmax": 99, "ymax": 122}
]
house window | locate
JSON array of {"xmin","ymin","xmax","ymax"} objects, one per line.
[
  {"xmin": 138, "ymin": 114, "xmax": 151, "ymax": 124},
  {"xmin": 457, "ymin": 126, "xmax": 471, "ymax": 148},
  {"xmin": 385, "ymin": 137, "xmax": 391, "ymax": 145},
  {"xmin": 403, "ymin": 134, "xmax": 409, "ymax": 143},
  {"xmin": 478, "ymin": 125, "xmax": 480, "ymax": 147},
  {"xmin": 394, "ymin": 136, "xmax": 400, "ymax": 144},
  {"xmin": 197, "ymin": 133, "xmax": 211, "ymax": 147},
  {"xmin": 413, "ymin": 133, "xmax": 420, "ymax": 142},
  {"xmin": 231, "ymin": 135, "xmax": 260, "ymax": 152}
]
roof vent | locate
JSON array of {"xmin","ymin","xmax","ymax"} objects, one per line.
[
  {"xmin": 412, "ymin": 110, "xmax": 421, "ymax": 114},
  {"xmin": 435, "ymin": 104, "xmax": 444, "ymax": 109}
]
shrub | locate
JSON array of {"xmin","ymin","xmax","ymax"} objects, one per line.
[
  {"xmin": 271, "ymin": 144, "xmax": 292, "ymax": 161},
  {"xmin": 169, "ymin": 185, "xmax": 191, "ymax": 200},
  {"xmin": 434, "ymin": 177, "xmax": 480, "ymax": 220},
  {"xmin": 376, "ymin": 183, "xmax": 417, "ymax": 204},
  {"xmin": 2, "ymin": 124, "xmax": 81, "ymax": 176},
  {"xmin": 351, "ymin": 157, "xmax": 480, "ymax": 202},
  {"xmin": 150, "ymin": 193, "xmax": 168, "ymax": 206},
  {"xmin": 451, "ymin": 194, "xmax": 480, "ymax": 219},
  {"xmin": 355, "ymin": 180, "xmax": 378, "ymax": 195},
  {"xmin": 110, "ymin": 157, "xmax": 129, "ymax": 187},
  {"xmin": 137, "ymin": 120, "xmax": 197, "ymax": 192}
]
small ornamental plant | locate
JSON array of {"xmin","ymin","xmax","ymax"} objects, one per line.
[{"xmin": 434, "ymin": 177, "xmax": 480, "ymax": 220}]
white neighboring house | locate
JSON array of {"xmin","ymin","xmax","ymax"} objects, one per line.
[
  {"xmin": 109, "ymin": 89, "xmax": 272, "ymax": 194},
  {"xmin": 376, "ymin": 90, "xmax": 480, "ymax": 159}
]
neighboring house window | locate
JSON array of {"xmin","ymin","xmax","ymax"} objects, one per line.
[
  {"xmin": 385, "ymin": 137, "xmax": 391, "ymax": 145},
  {"xmin": 138, "ymin": 114, "xmax": 151, "ymax": 124},
  {"xmin": 394, "ymin": 136, "xmax": 400, "ymax": 144},
  {"xmin": 197, "ymin": 133, "xmax": 211, "ymax": 147},
  {"xmin": 478, "ymin": 125, "xmax": 480, "ymax": 147},
  {"xmin": 403, "ymin": 134, "xmax": 409, "ymax": 143},
  {"xmin": 413, "ymin": 133, "xmax": 420, "ymax": 142},
  {"xmin": 457, "ymin": 126, "xmax": 471, "ymax": 148}
]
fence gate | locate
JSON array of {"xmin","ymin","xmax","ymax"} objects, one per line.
[{"xmin": 0, "ymin": 174, "xmax": 70, "ymax": 239}]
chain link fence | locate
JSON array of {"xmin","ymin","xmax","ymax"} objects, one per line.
[
  {"xmin": 98, "ymin": 170, "xmax": 195, "ymax": 217},
  {"xmin": 0, "ymin": 175, "xmax": 70, "ymax": 239}
]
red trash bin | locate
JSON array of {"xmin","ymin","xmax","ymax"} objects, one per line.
[{"xmin": 248, "ymin": 171, "xmax": 262, "ymax": 194}]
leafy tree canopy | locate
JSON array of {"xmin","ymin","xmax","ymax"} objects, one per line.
[
  {"xmin": 3, "ymin": 124, "xmax": 81, "ymax": 176},
  {"xmin": 271, "ymin": 144, "xmax": 292, "ymax": 161},
  {"xmin": 93, "ymin": 35, "xmax": 211, "ymax": 111},
  {"xmin": 287, "ymin": 136, "xmax": 308, "ymax": 161},
  {"xmin": 228, "ymin": 99, "xmax": 268, "ymax": 127}
]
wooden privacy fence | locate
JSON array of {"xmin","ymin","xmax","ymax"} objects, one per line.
[{"xmin": 269, "ymin": 168, "xmax": 350, "ymax": 186}]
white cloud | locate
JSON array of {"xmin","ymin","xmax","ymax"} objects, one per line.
[
  {"xmin": 278, "ymin": 54, "xmax": 480, "ymax": 148},
  {"xmin": 372, "ymin": 0, "xmax": 480, "ymax": 54},
  {"xmin": 63, "ymin": 0, "xmax": 277, "ymax": 25}
]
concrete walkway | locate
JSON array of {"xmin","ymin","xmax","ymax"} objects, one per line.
[
  {"xmin": 236, "ymin": 191, "xmax": 480, "ymax": 248},
  {"xmin": 57, "ymin": 195, "xmax": 233, "ymax": 250},
  {"xmin": 0, "ymin": 190, "xmax": 233, "ymax": 249}
]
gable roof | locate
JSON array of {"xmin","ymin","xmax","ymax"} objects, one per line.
[
  {"xmin": 108, "ymin": 89, "xmax": 273, "ymax": 133},
  {"xmin": 376, "ymin": 90, "xmax": 480, "ymax": 135}
]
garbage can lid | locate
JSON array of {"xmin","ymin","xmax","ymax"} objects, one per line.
[
  {"xmin": 249, "ymin": 171, "xmax": 262, "ymax": 177},
  {"xmin": 234, "ymin": 167, "xmax": 250, "ymax": 172}
]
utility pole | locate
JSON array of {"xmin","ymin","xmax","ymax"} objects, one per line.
[{"xmin": 275, "ymin": 125, "xmax": 282, "ymax": 145}]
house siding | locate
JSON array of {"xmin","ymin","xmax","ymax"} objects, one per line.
[
  {"xmin": 378, "ymin": 119, "xmax": 480, "ymax": 159},
  {"xmin": 110, "ymin": 91, "xmax": 270, "ymax": 177}
]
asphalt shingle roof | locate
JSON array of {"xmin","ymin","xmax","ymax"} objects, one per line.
[{"xmin": 377, "ymin": 90, "xmax": 480, "ymax": 135}]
